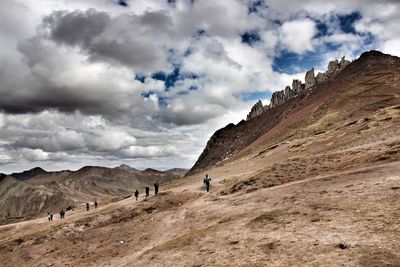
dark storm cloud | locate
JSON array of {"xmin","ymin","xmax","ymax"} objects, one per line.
[
  {"xmin": 41, "ymin": 9, "xmax": 171, "ymax": 71},
  {"xmin": 42, "ymin": 9, "xmax": 111, "ymax": 47}
]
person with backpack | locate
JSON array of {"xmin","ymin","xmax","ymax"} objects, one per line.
[
  {"xmin": 204, "ymin": 174, "xmax": 211, "ymax": 192},
  {"xmin": 48, "ymin": 212, "xmax": 51, "ymax": 222},
  {"xmin": 86, "ymin": 202, "xmax": 90, "ymax": 211},
  {"xmin": 154, "ymin": 180, "xmax": 159, "ymax": 195},
  {"xmin": 94, "ymin": 200, "xmax": 98, "ymax": 208},
  {"xmin": 134, "ymin": 189, "xmax": 139, "ymax": 201},
  {"xmin": 145, "ymin": 186, "xmax": 150, "ymax": 198}
]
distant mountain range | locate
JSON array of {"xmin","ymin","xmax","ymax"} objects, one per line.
[{"xmin": 0, "ymin": 165, "xmax": 187, "ymax": 225}]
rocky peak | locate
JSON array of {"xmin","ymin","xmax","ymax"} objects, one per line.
[
  {"xmin": 305, "ymin": 68, "xmax": 316, "ymax": 89},
  {"xmin": 246, "ymin": 100, "xmax": 265, "ymax": 120}
]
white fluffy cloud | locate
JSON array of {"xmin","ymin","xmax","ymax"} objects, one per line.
[{"xmin": 280, "ymin": 19, "xmax": 317, "ymax": 54}]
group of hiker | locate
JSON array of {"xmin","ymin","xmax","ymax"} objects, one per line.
[
  {"xmin": 86, "ymin": 200, "xmax": 98, "ymax": 211},
  {"xmin": 134, "ymin": 180, "xmax": 159, "ymax": 201},
  {"xmin": 47, "ymin": 174, "xmax": 213, "ymax": 223}
]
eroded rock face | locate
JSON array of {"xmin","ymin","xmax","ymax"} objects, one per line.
[
  {"xmin": 328, "ymin": 60, "xmax": 339, "ymax": 75},
  {"xmin": 340, "ymin": 56, "xmax": 350, "ymax": 68},
  {"xmin": 316, "ymin": 72, "xmax": 328, "ymax": 83},
  {"xmin": 245, "ymin": 56, "xmax": 350, "ymax": 120},
  {"xmin": 246, "ymin": 100, "xmax": 265, "ymax": 120},
  {"xmin": 270, "ymin": 91, "xmax": 286, "ymax": 108},
  {"xmin": 305, "ymin": 68, "xmax": 316, "ymax": 89},
  {"xmin": 292, "ymin": 79, "xmax": 302, "ymax": 94},
  {"xmin": 284, "ymin": 86, "xmax": 293, "ymax": 97}
]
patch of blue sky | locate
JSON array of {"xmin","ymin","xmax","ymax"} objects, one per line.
[
  {"xmin": 151, "ymin": 67, "xmax": 199, "ymax": 91},
  {"xmin": 241, "ymin": 91, "xmax": 271, "ymax": 102},
  {"xmin": 338, "ymin": 12, "xmax": 361, "ymax": 34},
  {"xmin": 241, "ymin": 31, "xmax": 261, "ymax": 46},
  {"xmin": 117, "ymin": 0, "xmax": 128, "ymax": 7},
  {"xmin": 273, "ymin": 51, "xmax": 324, "ymax": 74},
  {"xmin": 135, "ymin": 74, "xmax": 146, "ymax": 83},
  {"xmin": 248, "ymin": 0, "xmax": 265, "ymax": 14}
]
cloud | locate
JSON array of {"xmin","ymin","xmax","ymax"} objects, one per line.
[{"xmin": 280, "ymin": 19, "xmax": 317, "ymax": 54}]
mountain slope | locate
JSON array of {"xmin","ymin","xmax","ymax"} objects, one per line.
[
  {"xmin": 0, "ymin": 51, "xmax": 399, "ymax": 266},
  {"xmin": 188, "ymin": 50, "xmax": 400, "ymax": 176}
]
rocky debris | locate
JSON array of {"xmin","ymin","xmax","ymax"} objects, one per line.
[
  {"xmin": 305, "ymin": 68, "xmax": 316, "ymax": 89},
  {"xmin": 246, "ymin": 56, "xmax": 351, "ymax": 119},
  {"xmin": 246, "ymin": 100, "xmax": 265, "ymax": 120}
]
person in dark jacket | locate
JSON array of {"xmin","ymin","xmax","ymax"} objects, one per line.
[
  {"xmin": 60, "ymin": 209, "xmax": 65, "ymax": 219},
  {"xmin": 145, "ymin": 186, "xmax": 150, "ymax": 198},
  {"xmin": 204, "ymin": 174, "xmax": 211, "ymax": 192},
  {"xmin": 86, "ymin": 202, "xmax": 90, "ymax": 211},
  {"xmin": 154, "ymin": 180, "xmax": 159, "ymax": 195},
  {"xmin": 134, "ymin": 189, "xmax": 139, "ymax": 201}
]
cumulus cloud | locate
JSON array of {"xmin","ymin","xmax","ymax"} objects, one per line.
[{"xmin": 279, "ymin": 19, "xmax": 317, "ymax": 54}]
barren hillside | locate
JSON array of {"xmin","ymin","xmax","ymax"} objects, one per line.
[{"xmin": 0, "ymin": 50, "xmax": 399, "ymax": 266}]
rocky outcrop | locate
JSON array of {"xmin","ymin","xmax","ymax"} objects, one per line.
[
  {"xmin": 316, "ymin": 72, "xmax": 328, "ymax": 83},
  {"xmin": 245, "ymin": 56, "xmax": 351, "ymax": 120},
  {"xmin": 246, "ymin": 100, "xmax": 265, "ymax": 120},
  {"xmin": 292, "ymin": 79, "xmax": 302, "ymax": 94},
  {"xmin": 305, "ymin": 68, "xmax": 316, "ymax": 89},
  {"xmin": 270, "ymin": 91, "xmax": 286, "ymax": 108},
  {"xmin": 328, "ymin": 56, "xmax": 350, "ymax": 77}
]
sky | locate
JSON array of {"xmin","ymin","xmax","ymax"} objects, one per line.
[{"xmin": 0, "ymin": 0, "xmax": 399, "ymax": 174}]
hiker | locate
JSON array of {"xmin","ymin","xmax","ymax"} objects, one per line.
[
  {"xmin": 94, "ymin": 200, "xmax": 98, "ymax": 208},
  {"xmin": 145, "ymin": 186, "xmax": 150, "ymax": 198},
  {"xmin": 204, "ymin": 174, "xmax": 211, "ymax": 192},
  {"xmin": 50, "ymin": 212, "xmax": 53, "ymax": 221},
  {"xmin": 134, "ymin": 189, "xmax": 139, "ymax": 201},
  {"xmin": 154, "ymin": 180, "xmax": 159, "ymax": 195},
  {"xmin": 86, "ymin": 202, "xmax": 90, "ymax": 211},
  {"xmin": 60, "ymin": 209, "xmax": 65, "ymax": 219},
  {"xmin": 48, "ymin": 212, "xmax": 51, "ymax": 222}
]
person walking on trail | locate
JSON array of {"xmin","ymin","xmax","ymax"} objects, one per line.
[
  {"xmin": 50, "ymin": 212, "xmax": 53, "ymax": 221},
  {"xmin": 94, "ymin": 200, "xmax": 98, "ymax": 208},
  {"xmin": 145, "ymin": 186, "xmax": 150, "ymax": 198},
  {"xmin": 48, "ymin": 212, "xmax": 51, "ymax": 222},
  {"xmin": 204, "ymin": 174, "xmax": 211, "ymax": 192},
  {"xmin": 154, "ymin": 180, "xmax": 159, "ymax": 195},
  {"xmin": 134, "ymin": 189, "xmax": 139, "ymax": 201},
  {"xmin": 60, "ymin": 209, "xmax": 65, "ymax": 219},
  {"xmin": 86, "ymin": 202, "xmax": 90, "ymax": 211}
]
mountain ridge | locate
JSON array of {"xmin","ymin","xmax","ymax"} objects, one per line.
[{"xmin": 187, "ymin": 50, "xmax": 400, "ymax": 176}]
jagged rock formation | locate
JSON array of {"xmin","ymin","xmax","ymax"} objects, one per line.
[
  {"xmin": 270, "ymin": 90, "xmax": 286, "ymax": 108},
  {"xmin": 246, "ymin": 100, "xmax": 265, "ymax": 120},
  {"xmin": 245, "ymin": 56, "xmax": 351, "ymax": 120},
  {"xmin": 305, "ymin": 68, "xmax": 316, "ymax": 89}
]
